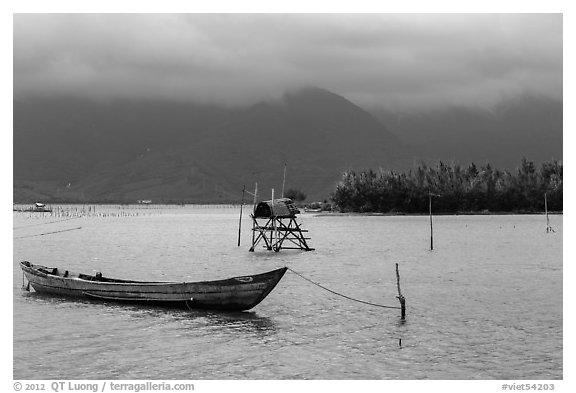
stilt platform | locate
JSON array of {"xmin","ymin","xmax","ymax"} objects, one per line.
[{"xmin": 249, "ymin": 198, "xmax": 314, "ymax": 252}]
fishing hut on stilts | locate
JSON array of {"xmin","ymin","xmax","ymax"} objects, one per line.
[{"xmin": 249, "ymin": 191, "xmax": 314, "ymax": 252}]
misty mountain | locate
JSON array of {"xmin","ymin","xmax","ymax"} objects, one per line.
[
  {"xmin": 13, "ymin": 89, "xmax": 562, "ymax": 204},
  {"xmin": 369, "ymin": 95, "xmax": 562, "ymax": 169},
  {"xmin": 14, "ymin": 88, "xmax": 409, "ymax": 203}
]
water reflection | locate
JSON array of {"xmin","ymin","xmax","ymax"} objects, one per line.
[
  {"xmin": 18, "ymin": 290, "xmax": 277, "ymax": 336},
  {"xmin": 125, "ymin": 305, "xmax": 277, "ymax": 335},
  {"xmin": 203, "ymin": 310, "xmax": 277, "ymax": 333},
  {"xmin": 395, "ymin": 318, "xmax": 407, "ymax": 327}
]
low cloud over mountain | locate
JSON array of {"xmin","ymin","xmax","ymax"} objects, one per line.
[{"xmin": 13, "ymin": 88, "xmax": 561, "ymax": 203}]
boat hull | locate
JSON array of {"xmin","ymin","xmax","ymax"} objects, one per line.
[{"xmin": 20, "ymin": 261, "xmax": 287, "ymax": 311}]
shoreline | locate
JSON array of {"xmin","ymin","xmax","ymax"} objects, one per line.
[
  {"xmin": 12, "ymin": 203, "xmax": 563, "ymax": 217},
  {"xmin": 308, "ymin": 211, "xmax": 563, "ymax": 217}
]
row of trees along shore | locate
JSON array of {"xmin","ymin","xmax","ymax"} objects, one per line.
[{"xmin": 331, "ymin": 158, "xmax": 562, "ymax": 214}]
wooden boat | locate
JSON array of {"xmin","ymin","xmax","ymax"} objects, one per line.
[
  {"xmin": 20, "ymin": 261, "xmax": 287, "ymax": 311},
  {"xmin": 32, "ymin": 202, "xmax": 52, "ymax": 213}
]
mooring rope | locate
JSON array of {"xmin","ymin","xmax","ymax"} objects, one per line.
[
  {"xmin": 286, "ymin": 267, "xmax": 401, "ymax": 310},
  {"xmin": 14, "ymin": 227, "xmax": 83, "ymax": 240}
]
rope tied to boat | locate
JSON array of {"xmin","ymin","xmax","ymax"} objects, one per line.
[{"xmin": 286, "ymin": 267, "xmax": 401, "ymax": 310}]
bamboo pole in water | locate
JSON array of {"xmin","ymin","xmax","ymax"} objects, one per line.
[
  {"xmin": 545, "ymin": 192, "xmax": 550, "ymax": 233},
  {"xmin": 396, "ymin": 263, "xmax": 406, "ymax": 320},
  {"xmin": 429, "ymin": 191, "xmax": 434, "ymax": 251},
  {"xmin": 428, "ymin": 190, "xmax": 441, "ymax": 250},
  {"xmin": 237, "ymin": 185, "xmax": 245, "ymax": 247},
  {"xmin": 251, "ymin": 182, "xmax": 258, "ymax": 249}
]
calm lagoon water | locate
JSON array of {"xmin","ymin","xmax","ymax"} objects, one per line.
[{"xmin": 13, "ymin": 206, "xmax": 562, "ymax": 379}]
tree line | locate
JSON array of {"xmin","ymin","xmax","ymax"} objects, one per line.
[{"xmin": 331, "ymin": 158, "xmax": 562, "ymax": 214}]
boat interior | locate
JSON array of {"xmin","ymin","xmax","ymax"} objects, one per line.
[{"xmin": 21, "ymin": 261, "xmax": 162, "ymax": 283}]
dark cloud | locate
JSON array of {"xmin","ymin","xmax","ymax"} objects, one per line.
[{"xmin": 13, "ymin": 13, "xmax": 562, "ymax": 110}]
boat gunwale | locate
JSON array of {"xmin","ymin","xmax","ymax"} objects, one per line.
[{"xmin": 20, "ymin": 261, "xmax": 287, "ymax": 287}]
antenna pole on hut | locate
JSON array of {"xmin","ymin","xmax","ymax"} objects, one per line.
[{"xmin": 282, "ymin": 163, "xmax": 287, "ymax": 198}]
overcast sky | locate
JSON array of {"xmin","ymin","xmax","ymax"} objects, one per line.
[{"xmin": 13, "ymin": 13, "xmax": 562, "ymax": 111}]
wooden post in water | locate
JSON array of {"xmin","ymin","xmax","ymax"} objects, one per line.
[
  {"xmin": 248, "ymin": 182, "xmax": 258, "ymax": 251},
  {"xmin": 271, "ymin": 188, "xmax": 278, "ymax": 251},
  {"xmin": 545, "ymin": 192, "xmax": 552, "ymax": 233},
  {"xmin": 253, "ymin": 183, "xmax": 258, "ymax": 246},
  {"xmin": 429, "ymin": 190, "xmax": 434, "ymax": 251},
  {"xmin": 395, "ymin": 263, "xmax": 406, "ymax": 320},
  {"xmin": 237, "ymin": 185, "xmax": 245, "ymax": 247},
  {"xmin": 428, "ymin": 190, "xmax": 441, "ymax": 250}
]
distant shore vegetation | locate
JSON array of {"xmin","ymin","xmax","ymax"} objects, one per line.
[{"xmin": 330, "ymin": 158, "xmax": 562, "ymax": 214}]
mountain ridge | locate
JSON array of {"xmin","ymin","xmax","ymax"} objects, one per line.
[{"xmin": 13, "ymin": 88, "xmax": 562, "ymax": 203}]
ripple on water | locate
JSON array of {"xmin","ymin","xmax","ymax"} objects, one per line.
[{"xmin": 13, "ymin": 209, "xmax": 562, "ymax": 379}]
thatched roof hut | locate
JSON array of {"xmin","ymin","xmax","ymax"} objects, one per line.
[{"xmin": 253, "ymin": 198, "xmax": 300, "ymax": 218}]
